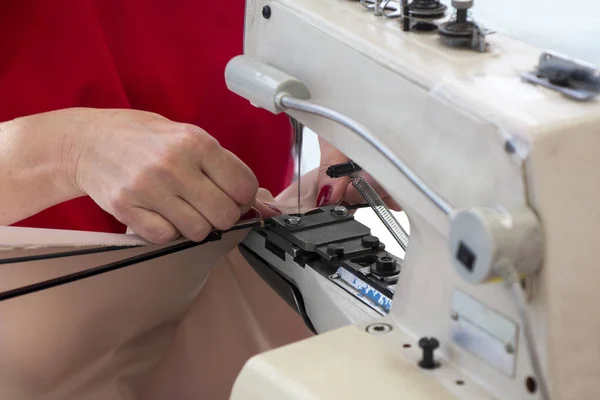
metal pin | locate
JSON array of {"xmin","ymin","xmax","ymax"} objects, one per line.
[{"xmin": 290, "ymin": 117, "xmax": 304, "ymax": 214}]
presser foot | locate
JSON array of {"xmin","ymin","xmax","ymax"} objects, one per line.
[{"xmin": 238, "ymin": 205, "xmax": 401, "ymax": 334}]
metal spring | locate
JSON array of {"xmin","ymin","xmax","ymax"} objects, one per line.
[{"xmin": 351, "ymin": 174, "xmax": 409, "ymax": 251}]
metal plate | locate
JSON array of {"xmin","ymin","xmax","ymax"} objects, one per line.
[
  {"xmin": 521, "ymin": 50, "xmax": 600, "ymax": 101},
  {"xmin": 450, "ymin": 289, "xmax": 518, "ymax": 377}
]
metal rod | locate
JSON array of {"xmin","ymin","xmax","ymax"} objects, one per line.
[
  {"xmin": 279, "ymin": 96, "xmax": 453, "ymax": 215},
  {"xmin": 402, "ymin": 0, "xmax": 410, "ymax": 31},
  {"xmin": 290, "ymin": 117, "xmax": 304, "ymax": 214}
]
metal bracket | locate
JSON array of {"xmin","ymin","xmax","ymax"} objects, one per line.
[{"xmin": 521, "ymin": 51, "xmax": 600, "ymax": 101}]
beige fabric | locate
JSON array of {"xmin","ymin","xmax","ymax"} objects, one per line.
[
  {"xmin": 137, "ymin": 170, "xmax": 319, "ymax": 400},
  {"xmin": 0, "ymin": 170, "xmax": 319, "ymax": 400},
  {"xmin": 137, "ymin": 250, "xmax": 312, "ymax": 400}
]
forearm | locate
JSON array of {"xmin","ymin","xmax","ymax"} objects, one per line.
[{"xmin": 0, "ymin": 110, "xmax": 84, "ymax": 224}]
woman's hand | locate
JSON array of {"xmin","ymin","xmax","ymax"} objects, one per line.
[
  {"xmin": 66, "ymin": 109, "xmax": 258, "ymax": 244},
  {"xmin": 315, "ymin": 137, "xmax": 401, "ymax": 210}
]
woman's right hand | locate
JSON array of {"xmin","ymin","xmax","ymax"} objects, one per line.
[{"xmin": 62, "ymin": 108, "xmax": 259, "ymax": 244}]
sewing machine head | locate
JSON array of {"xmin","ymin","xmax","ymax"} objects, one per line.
[{"xmin": 226, "ymin": 1, "xmax": 600, "ymax": 399}]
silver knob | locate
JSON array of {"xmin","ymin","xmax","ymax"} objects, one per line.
[{"xmin": 452, "ymin": 0, "xmax": 473, "ymax": 10}]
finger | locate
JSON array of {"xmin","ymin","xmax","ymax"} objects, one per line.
[
  {"xmin": 240, "ymin": 203, "xmax": 253, "ymax": 215},
  {"xmin": 240, "ymin": 208, "xmax": 261, "ymax": 221},
  {"xmin": 316, "ymin": 165, "xmax": 350, "ymax": 207},
  {"xmin": 386, "ymin": 197, "xmax": 403, "ymax": 212},
  {"xmin": 342, "ymin": 184, "xmax": 369, "ymax": 205},
  {"xmin": 154, "ymin": 195, "xmax": 214, "ymax": 242},
  {"xmin": 197, "ymin": 142, "xmax": 258, "ymax": 208},
  {"xmin": 253, "ymin": 200, "xmax": 282, "ymax": 219},
  {"xmin": 317, "ymin": 137, "xmax": 351, "ymax": 207},
  {"xmin": 256, "ymin": 188, "xmax": 275, "ymax": 203},
  {"xmin": 177, "ymin": 173, "xmax": 242, "ymax": 231},
  {"xmin": 118, "ymin": 207, "xmax": 180, "ymax": 244}
]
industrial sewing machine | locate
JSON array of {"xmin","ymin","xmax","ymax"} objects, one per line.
[{"xmin": 224, "ymin": 1, "xmax": 600, "ymax": 399}]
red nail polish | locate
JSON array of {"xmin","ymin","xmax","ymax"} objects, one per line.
[
  {"xmin": 316, "ymin": 185, "xmax": 333, "ymax": 207},
  {"xmin": 264, "ymin": 203, "xmax": 282, "ymax": 214}
]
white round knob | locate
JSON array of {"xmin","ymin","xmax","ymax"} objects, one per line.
[
  {"xmin": 448, "ymin": 206, "xmax": 544, "ymax": 284},
  {"xmin": 452, "ymin": 0, "xmax": 473, "ymax": 10}
]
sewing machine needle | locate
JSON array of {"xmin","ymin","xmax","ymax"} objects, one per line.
[{"xmin": 290, "ymin": 117, "xmax": 304, "ymax": 214}]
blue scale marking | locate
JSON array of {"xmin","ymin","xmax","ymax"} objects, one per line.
[{"xmin": 337, "ymin": 267, "xmax": 393, "ymax": 312}]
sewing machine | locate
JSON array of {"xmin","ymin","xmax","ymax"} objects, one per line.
[{"xmin": 224, "ymin": 1, "xmax": 600, "ymax": 399}]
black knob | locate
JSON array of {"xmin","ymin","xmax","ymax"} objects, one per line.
[
  {"xmin": 325, "ymin": 161, "xmax": 362, "ymax": 178},
  {"xmin": 361, "ymin": 235, "xmax": 380, "ymax": 249},
  {"xmin": 262, "ymin": 5, "xmax": 271, "ymax": 19},
  {"xmin": 371, "ymin": 255, "xmax": 398, "ymax": 276},
  {"xmin": 418, "ymin": 337, "xmax": 440, "ymax": 369},
  {"xmin": 327, "ymin": 243, "xmax": 344, "ymax": 257}
]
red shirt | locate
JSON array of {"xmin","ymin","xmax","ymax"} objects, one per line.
[{"xmin": 0, "ymin": 1, "xmax": 292, "ymax": 233}]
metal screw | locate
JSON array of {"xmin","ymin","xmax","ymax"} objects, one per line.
[
  {"xmin": 366, "ymin": 323, "xmax": 393, "ymax": 334},
  {"xmin": 262, "ymin": 5, "xmax": 271, "ymax": 19},
  {"xmin": 504, "ymin": 140, "xmax": 516, "ymax": 154},
  {"xmin": 418, "ymin": 337, "xmax": 441, "ymax": 370},
  {"xmin": 372, "ymin": 255, "xmax": 398, "ymax": 276},
  {"xmin": 505, "ymin": 342, "xmax": 515, "ymax": 354},
  {"xmin": 329, "ymin": 273, "xmax": 339, "ymax": 280},
  {"xmin": 331, "ymin": 205, "xmax": 348, "ymax": 217},
  {"xmin": 285, "ymin": 216, "xmax": 302, "ymax": 227},
  {"xmin": 450, "ymin": 311, "xmax": 459, "ymax": 321}
]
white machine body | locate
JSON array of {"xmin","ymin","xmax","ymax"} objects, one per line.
[{"xmin": 227, "ymin": 1, "xmax": 600, "ymax": 399}]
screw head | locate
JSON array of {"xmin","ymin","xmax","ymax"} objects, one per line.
[
  {"xmin": 285, "ymin": 216, "xmax": 302, "ymax": 227},
  {"xmin": 262, "ymin": 5, "xmax": 271, "ymax": 19},
  {"xmin": 418, "ymin": 337, "xmax": 440, "ymax": 350},
  {"xmin": 331, "ymin": 205, "xmax": 348, "ymax": 217},
  {"xmin": 450, "ymin": 311, "xmax": 459, "ymax": 321},
  {"xmin": 504, "ymin": 140, "xmax": 516, "ymax": 154},
  {"xmin": 505, "ymin": 342, "xmax": 515, "ymax": 354},
  {"xmin": 329, "ymin": 273, "xmax": 340, "ymax": 280}
]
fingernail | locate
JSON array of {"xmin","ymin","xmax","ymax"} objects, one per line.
[
  {"xmin": 316, "ymin": 185, "xmax": 333, "ymax": 207},
  {"xmin": 264, "ymin": 203, "xmax": 282, "ymax": 214}
]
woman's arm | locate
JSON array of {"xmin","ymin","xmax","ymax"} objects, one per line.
[
  {"xmin": 0, "ymin": 110, "xmax": 85, "ymax": 224},
  {"xmin": 0, "ymin": 108, "xmax": 259, "ymax": 244}
]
